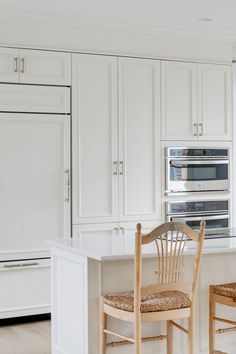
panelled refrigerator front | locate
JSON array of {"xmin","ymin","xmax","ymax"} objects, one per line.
[{"xmin": 0, "ymin": 84, "xmax": 71, "ymax": 318}]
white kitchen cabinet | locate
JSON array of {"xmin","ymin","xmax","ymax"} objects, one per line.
[
  {"xmin": 72, "ymin": 54, "xmax": 118, "ymax": 224},
  {"xmin": 0, "ymin": 259, "xmax": 50, "ymax": 319},
  {"xmin": 0, "ymin": 84, "xmax": 70, "ymax": 113},
  {"xmin": 73, "ymin": 224, "xmax": 119, "ymax": 253},
  {"xmin": 72, "ymin": 54, "xmax": 161, "ymax": 225},
  {"xmin": 161, "ymin": 61, "xmax": 232, "ymax": 141},
  {"xmin": 73, "ymin": 220, "xmax": 161, "ymax": 255},
  {"xmin": 161, "ymin": 61, "xmax": 198, "ymax": 140},
  {"xmin": 20, "ymin": 49, "xmax": 71, "ymax": 85},
  {"xmin": 118, "ymin": 57, "xmax": 161, "ymax": 221},
  {"xmin": 198, "ymin": 64, "xmax": 232, "ymax": 140},
  {"xmin": 0, "ymin": 47, "xmax": 71, "ymax": 85},
  {"xmin": 0, "ymin": 113, "xmax": 70, "ymax": 256},
  {"xmin": 0, "ymin": 47, "xmax": 20, "ymax": 83}
]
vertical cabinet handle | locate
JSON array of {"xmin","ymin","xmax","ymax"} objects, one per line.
[
  {"xmin": 119, "ymin": 161, "xmax": 124, "ymax": 175},
  {"xmin": 193, "ymin": 123, "xmax": 198, "ymax": 136},
  {"xmin": 14, "ymin": 57, "xmax": 19, "ymax": 73},
  {"xmin": 113, "ymin": 161, "xmax": 118, "ymax": 175},
  {"xmin": 113, "ymin": 227, "xmax": 119, "ymax": 234},
  {"xmin": 119, "ymin": 227, "xmax": 125, "ymax": 235},
  {"xmin": 64, "ymin": 169, "xmax": 71, "ymax": 203},
  {"xmin": 199, "ymin": 123, "xmax": 203, "ymax": 136},
  {"xmin": 21, "ymin": 58, "xmax": 25, "ymax": 73}
]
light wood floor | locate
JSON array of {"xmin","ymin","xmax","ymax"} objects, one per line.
[{"xmin": 0, "ymin": 320, "xmax": 51, "ymax": 354}]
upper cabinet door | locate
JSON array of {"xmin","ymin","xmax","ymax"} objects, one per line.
[
  {"xmin": 72, "ymin": 54, "xmax": 118, "ymax": 224},
  {"xmin": 118, "ymin": 57, "xmax": 161, "ymax": 222},
  {"xmin": 198, "ymin": 64, "xmax": 232, "ymax": 141},
  {"xmin": 19, "ymin": 49, "xmax": 71, "ymax": 85},
  {"xmin": 0, "ymin": 47, "xmax": 20, "ymax": 83},
  {"xmin": 161, "ymin": 61, "xmax": 198, "ymax": 140}
]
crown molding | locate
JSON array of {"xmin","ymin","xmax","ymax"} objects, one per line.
[{"xmin": 0, "ymin": 10, "xmax": 236, "ymax": 42}]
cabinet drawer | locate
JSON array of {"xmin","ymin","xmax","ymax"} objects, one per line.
[
  {"xmin": 0, "ymin": 259, "xmax": 50, "ymax": 318},
  {"xmin": 20, "ymin": 50, "xmax": 71, "ymax": 86},
  {"xmin": 0, "ymin": 84, "xmax": 70, "ymax": 113}
]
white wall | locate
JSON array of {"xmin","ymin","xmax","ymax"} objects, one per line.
[{"xmin": 0, "ymin": 16, "xmax": 233, "ymax": 63}]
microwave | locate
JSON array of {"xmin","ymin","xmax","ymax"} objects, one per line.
[{"xmin": 166, "ymin": 148, "xmax": 229, "ymax": 194}]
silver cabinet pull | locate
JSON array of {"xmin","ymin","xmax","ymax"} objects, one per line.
[
  {"xmin": 119, "ymin": 227, "xmax": 125, "ymax": 235},
  {"xmin": 113, "ymin": 227, "xmax": 119, "ymax": 234},
  {"xmin": 119, "ymin": 161, "xmax": 124, "ymax": 175},
  {"xmin": 199, "ymin": 123, "xmax": 203, "ymax": 136},
  {"xmin": 14, "ymin": 57, "xmax": 19, "ymax": 72},
  {"xmin": 20, "ymin": 58, "xmax": 25, "ymax": 73},
  {"xmin": 193, "ymin": 123, "xmax": 198, "ymax": 136},
  {"xmin": 113, "ymin": 161, "xmax": 118, "ymax": 175},
  {"xmin": 65, "ymin": 169, "xmax": 71, "ymax": 203},
  {"xmin": 3, "ymin": 262, "xmax": 39, "ymax": 269}
]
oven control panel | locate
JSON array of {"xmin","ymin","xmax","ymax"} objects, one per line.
[
  {"xmin": 168, "ymin": 148, "xmax": 229, "ymax": 158},
  {"xmin": 166, "ymin": 200, "xmax": 229, "ymax": 215}
]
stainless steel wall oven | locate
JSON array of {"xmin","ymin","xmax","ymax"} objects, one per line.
[
  {"xmin": 166, "ymin": 148, "xmax": 229, "ymax": 194},
  {"xmin": 166, "ymin": 200, "xmax": 229, "ymax": 238}
]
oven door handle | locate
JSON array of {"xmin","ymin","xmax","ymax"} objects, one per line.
[
  {"xmin": 173, "ymin": 215, "xmax": 229, "ymax": 222},
  {"xmin": 170, "ymin": 160, "xmax": 229, "ymax": 166}
]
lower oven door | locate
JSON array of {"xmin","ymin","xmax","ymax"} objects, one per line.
[
  {"xmin": 167, "ymin": 159, "xmax": 229, "ymax": 193},
  {"xmin": 169, "ymin": 214, "xmax": 229, "ymax": 235}
]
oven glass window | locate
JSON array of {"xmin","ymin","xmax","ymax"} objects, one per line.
[
  {"xmin": 170, "ymin": 163, "xmax": 228, "ymax": 181},
  {"xmin": 185, "ymin": 218, "xmax": 228, "ymax": 231}
]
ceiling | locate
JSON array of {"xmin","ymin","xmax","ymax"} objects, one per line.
[{"xmin": 0, "ymin": 0, "xmax": 236, "ymax": 38}]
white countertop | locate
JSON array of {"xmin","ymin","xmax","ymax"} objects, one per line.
[{"xmin": 49, "ymin": 233, "xmax": 236, "ymax": 261}]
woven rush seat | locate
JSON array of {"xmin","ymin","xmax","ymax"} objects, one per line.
[
  {"xmin": 211, "ymin": 282, "xmax": 236, "ymax": 299},
  {"xmin": 103, "ymin": 290, "xmax": 191, "ymax": 313}
]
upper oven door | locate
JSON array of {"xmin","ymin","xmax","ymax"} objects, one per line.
[{"xmin": 167, "ymin": 159, "xmax": 229, "ymax": 193}]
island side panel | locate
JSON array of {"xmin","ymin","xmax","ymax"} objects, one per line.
[
  {"xmin": 51, "ymin": 247, "xmax": 88, "ymax": 354},
  {"xmin": 88, "ymin": 258, "xmax": 102, "ymax": 354}
]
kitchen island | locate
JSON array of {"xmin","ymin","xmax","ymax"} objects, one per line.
[{"xmin": 50, "ymin": 232, "xmax": 236, "ymax": 354}]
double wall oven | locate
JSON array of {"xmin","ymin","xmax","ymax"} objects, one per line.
[{"xmin": 165, "ymin": 147, "xmax": 231, "ymax": 239}]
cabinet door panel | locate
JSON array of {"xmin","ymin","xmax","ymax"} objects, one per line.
[
  {"xmin": 72, "ymin": 54, "xmax": 118, "ymax": 224},
  {"xmin": 0, "ymin": 84, "xmax": 70, "ymax": 113},
  {"xmin": 0, "ymin": 113, "xmax": 70, "ymax": 254},
  {"xmin": 20, "ymin": 49, "xmax": 71, "ymax": 85},
  {"xmin": 161, "ymin": 61, "xmax": 198, "ymax": 140},
  {"xmin": 119, "ymin": 58, "xmax": 161, "ymax": 221},
  {"xmin": 73, "ymin": 224, "xmax": 118, "ymax": 254},
  {"xmin": 119, "ymin": 221, "xmax": 162, "ymax": 254},
  {"xmin": 198, "ymin": 64, "xmax": 232, "ymax": 140},
  {"xmin": 0, "ymin": 47, "xmax": 20, "ymax": 83},
  {"xmin": 0, "ymin": 259, "xmax": 50, "ymax": 318}
]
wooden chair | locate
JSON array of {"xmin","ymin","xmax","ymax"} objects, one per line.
[
  {"xmin": 100, "ymin": 220, "xmax": 205, "ymax": 354},
  {"xmin": 209, "ymin": 282, "xmax": 236, "ymax": 354}
]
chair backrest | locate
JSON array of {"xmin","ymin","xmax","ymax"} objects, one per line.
[{"xmin": 134, "ymin": 221, "xmax": 205, "ymax": 314}]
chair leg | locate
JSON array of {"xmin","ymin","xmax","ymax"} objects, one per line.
[
  {"xmin": 209, "ymin": 287, "xmax": 215, "ymax": 354},
  {"xmin": 134, "ymin": 318, "xmax": 142, "ymax": 354},
  {"xmin": 167, "ymin": 320, "xmax": 173, "ymax": 354},
  {"xmin": 100, "ymin": 299, "xmax": 107, "ymax": 354},
  {"xmin": 188, "ymin": 311, "xmax": 195, "ymax": 354}
]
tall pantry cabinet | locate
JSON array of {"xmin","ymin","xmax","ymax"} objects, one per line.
[{"xmin": 72, "ymin": 54, "xmax": 161, "ymax": 234}]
